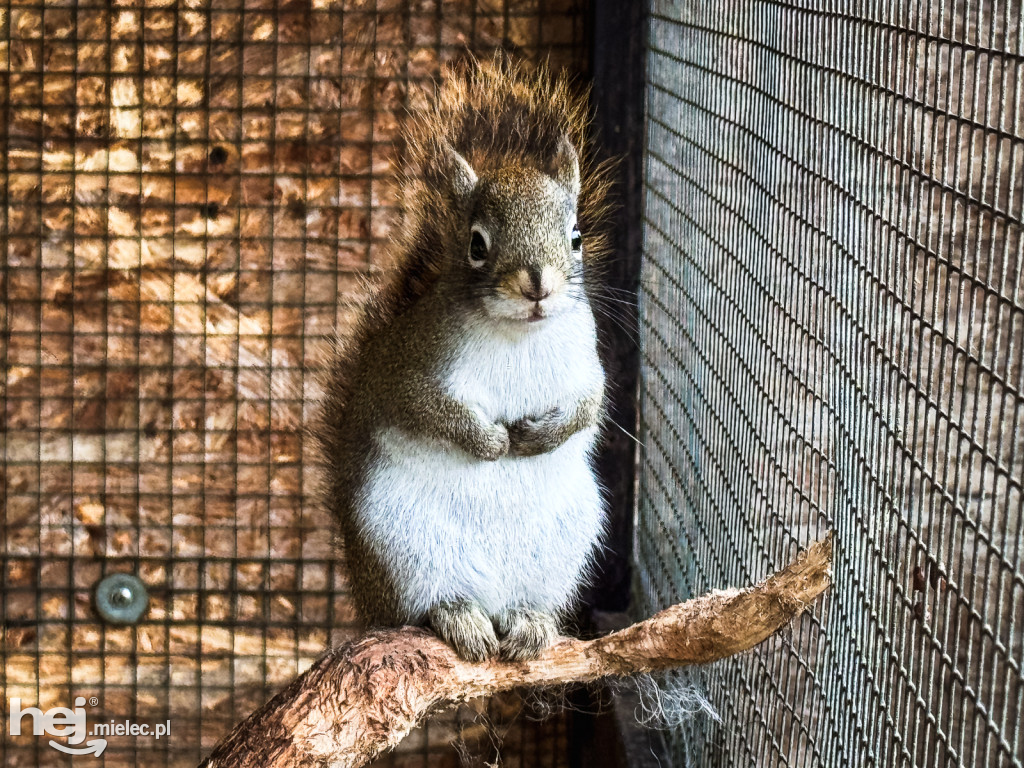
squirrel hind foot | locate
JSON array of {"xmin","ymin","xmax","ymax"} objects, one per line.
[
  {"xmin": 496, "ymin": 607, "xmax": 558, "ymax": 662},
  {"xmin": 429, "ymin": 600, "xmax": 500, "ymax": 662}
]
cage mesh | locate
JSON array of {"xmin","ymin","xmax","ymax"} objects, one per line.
[
  {"xmin": 635, "ymin": 0, "xmax": 1023, "ymax": 766},
  {"xmin": 0, "ymin": 2, "xmax": 586, "ymax": 766}
]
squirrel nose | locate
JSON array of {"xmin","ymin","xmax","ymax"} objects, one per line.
[
  {"xmin": 516, "ymin": 267, "xmax": 556, "ymax": 302},
  {"xmin": 521, "ymin": 284, "xmax": 552, "ymax": 302}
]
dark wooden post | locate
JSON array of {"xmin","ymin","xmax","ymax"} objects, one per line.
[{"xmin": 586, "ymin": 0, "xmax": 648, "ymax": 613}]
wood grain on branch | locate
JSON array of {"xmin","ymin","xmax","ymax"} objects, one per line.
[{"xmin": 200, "ymin": 533, "xmax": 833, "ymax": 768}]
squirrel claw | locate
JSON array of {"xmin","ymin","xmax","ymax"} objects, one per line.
[
  {"xmin": 429, "ymin": 601, "xmax": 499, "ymax": 662},
  {"xmin": 496, "ymin": 608, "xmax": 558, "ymax": 661}
]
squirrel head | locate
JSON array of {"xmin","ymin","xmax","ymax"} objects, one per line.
[
  {"xmin": 434, "ymin": 138, "xmax": 585, "ymax": 324},
  {"xmin": 386, "ymin": 56, "xmax": 613, "ymax": 324}
]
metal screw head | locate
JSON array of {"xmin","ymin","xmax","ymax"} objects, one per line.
[{"xmin": 94, "ymin": 573, "xmax": 149, "ymax": 625}]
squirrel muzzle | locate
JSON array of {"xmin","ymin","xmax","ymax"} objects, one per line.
[{"xmin": 497, "ymin": 265, "xmax": 570, "ymax": 321}]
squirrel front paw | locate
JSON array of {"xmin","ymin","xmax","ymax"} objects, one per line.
[
  {"xmin": 429, "ymin": 600, "xmax": 499, "ymax": 662},
  {"xmin": 507, "ymin": 407, "xmax": 567, "ymax": 457},
  {"xmin": 473, "ymin": 421, "xmax": 510, "ymax": 461}
]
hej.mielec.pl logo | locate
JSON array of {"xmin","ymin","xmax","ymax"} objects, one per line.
[{"xmin": 7, "ymin": 697, "xmax": 171, "ymax": 757}]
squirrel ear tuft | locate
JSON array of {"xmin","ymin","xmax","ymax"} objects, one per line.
[
  {"xmin": 441, "ymin": 142, "xmax": 478, "ymax": 199},
  {"xmin": 548, "ymin": 135, "xmax": 581, "ymax": 197}
]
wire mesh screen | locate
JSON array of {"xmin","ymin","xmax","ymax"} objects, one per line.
[
  {"xmin": 635, "ymin": 1, "xmax": 1023, "ymax": 766},
  {"xmin": 1, "ymin": 2, "xmax": 586, "ymax": 766}
]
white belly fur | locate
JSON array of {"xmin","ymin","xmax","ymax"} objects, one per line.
[{"xmin": 356, "ymin": 308, "xmax": 606, "ymax": 622}]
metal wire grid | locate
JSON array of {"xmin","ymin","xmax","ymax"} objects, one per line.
[
  {"xmin": 635, "ymin": 0, "xmax": 1023, "ymax": 766},
  {"xmin": 0, "ymin": 1, "xmax": 586, "ymax": 766}
]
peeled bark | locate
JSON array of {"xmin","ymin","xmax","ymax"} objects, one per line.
[{"xmin": 200, "ymin": 533, "xmax": 833, "ymax": 768}]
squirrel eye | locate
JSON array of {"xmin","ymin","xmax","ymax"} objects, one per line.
[
  {"xmin": 570, "ymin": 227, "xmax": 583, "ymax": 254},
  {"xmin": 469, "ymin": 228, "xmax": 489, "ymax": 266}
]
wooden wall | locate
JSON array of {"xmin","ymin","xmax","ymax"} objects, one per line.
[{"xmin": 1, "ymin": 2, "xmax": 588, "ymax": 765}]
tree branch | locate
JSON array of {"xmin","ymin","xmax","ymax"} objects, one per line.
[{"xmin": 200, "ymin": 534, "xmax": 833, "ymax": 768}]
